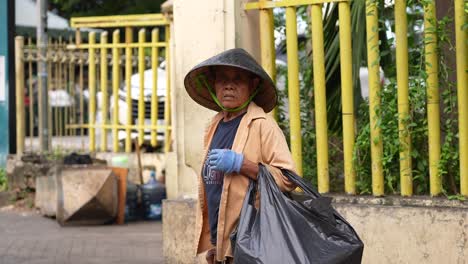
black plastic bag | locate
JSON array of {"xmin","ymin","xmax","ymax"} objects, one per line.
[
  {"xmin": 231, "ymin": 165, "xmax": 364, "ymax": 264},
  {"xmin": 63, "ymin": 153, "xmax": 92, "ymax": 165}
]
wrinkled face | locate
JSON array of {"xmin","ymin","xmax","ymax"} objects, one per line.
[{"xmin": 214, "ymin": 66, "xmax": 258, "ymax": 109}]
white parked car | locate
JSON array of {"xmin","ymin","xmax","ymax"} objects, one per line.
[{"xmin": 95, "ymin": 65, "xmax": 167, "ymax": 148}]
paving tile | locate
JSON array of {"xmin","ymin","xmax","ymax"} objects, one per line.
[{"xmin": 0, "ymin": 211, "xmax": 164, "ymax": 264}]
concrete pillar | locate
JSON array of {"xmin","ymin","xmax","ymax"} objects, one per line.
[
  {"xmin": 166, "ymin": 0, "xmax": 260, "ymax": 200},
  {"xmin": 163, "ymin": 1, "xmax": 260, "ymax": 263}
]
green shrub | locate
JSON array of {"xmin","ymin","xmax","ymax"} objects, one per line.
[
  {"xmin": 275, "ymin": 1, "xmax": 460, "ymax": 196},
  {"xmin": 0, "ymin": 169, "xmax": 7, "ymax": 191}
]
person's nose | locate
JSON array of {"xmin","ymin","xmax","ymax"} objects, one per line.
[{"xmin": 223, "ymin": 80, "xmax": 235, "ymax": 90}]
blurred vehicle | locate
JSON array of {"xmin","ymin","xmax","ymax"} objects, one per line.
[{"xmin": 95, "ymin": 64, "xmax": 167, "ymax": 149}]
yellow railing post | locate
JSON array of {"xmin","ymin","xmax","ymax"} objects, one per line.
[
  {"xmin": 58, "ymin": 38, "xmax": 63, "ymax": 140},
  {"xmin": 310, "ymin": 5, "xmax": 328, "ymax": 191},
  {"xmin": 138, "ymin": 29, "xmax": 146, "ymax": 146},
  {"xmin": 285, "ymin": 6, "xmax": 303, "ymax": 177},
  {"xmin": 259, "ymin": 0, "xmax": 277, "ymax": 120},
  {"xmin": 112, "ymin": 30, "xmax": 120, "ymax": 152},
  {"xmin": 125, "ymin": 27, "xmax": 133, "ymax": 153},
  {"xmin": 365, "ymin": 0, "xmax": 384, "ymax": 196},
  {"xmin": 64, "ymin": 41, "xmax": 69, "ymax": 138},
  {"xmin": 79, "ymin": 48, "xmax": 85, "ymax": 149},
  {"xmin": 56, "ymin": 46, "xmax": 60, "ymax": 139},
  {"xmin": 395, "ymin": 0, "xmax": 412, "ymax": 196},
  {"xmin": 164, "ymin": 25, "xmax": 172, "ymax": 153},
  {"xmin": 53, "ymin": 41, "xmax": 59, "ymax": 139},
  {"xmin": 424, "ymin": 0, "xmax": 442, "ymax": 196},
  {"xmin": 101, "ymin": 32, "xmax": 109, "ymax": 151},
  {"xmin": 89, "ymin": 32, "xmax": 97, "ymax": 152},
  {"xmin": 76, "ymin": 28, "xmax": 83, "ymax": 147},
  {"xmin": 61, "ymin": 40, "xmax": 66, "ymax": 140},
  {"xmin": 70, "ymin": 14, "xmax": 169, "ymax": 28},
  {"xmin": 338, "ymin": 1, "xmax": 356, "ymax": 194},
  {"xmin": 62, "ymin": 42, "xmax": 70, "ymax": 136},
  {"xmin": 69, "ymin": 40, "xmax": 76, "ymax": 137},
  {"xmin": 455, "ymin": 0, "xmax": 468, "ymax": 196},
  {"xmin": 151, "ymin": 29, "xmax": 159, "ymax": 147},
  {"xmin": 15, "ymin": 36, "xmax": 25, "ymax": 155},
  {"xmin": 50, "ymin": 41, "xmax": 53, "ymax": 140},
  {"xmin": 50, "ymin": 40, "xmax": 55, "ymax": 147}
]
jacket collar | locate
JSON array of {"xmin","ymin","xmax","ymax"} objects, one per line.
[
  {"xmin": 203, "ymin": 102, "xmax": 266, "ymax": 158},
  {"xmin": 211, "ymin": 101, "xmax": 266, "ymax": 126}
]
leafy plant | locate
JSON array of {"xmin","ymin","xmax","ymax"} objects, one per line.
[
  {"xmin": 275, "ymin": 1, "xmax": 461, "ymax": 196},
  {"xmin": 0, "ymin": 169, "xmax": 7, "ymax": 191},
  {"xmin": 436, "ymin": 15, "xmax": 460, "ymax": 195},
  {"xmin": 353, "ymin": 0, "xmax": 460, "ymax": 195},
  {"xmin": 49, "ymin": 0, "xmax": 166, "ymax": 18},
  {"xmin": 275, "ymin": 2, "xmax": 372, "ymax": 188}
]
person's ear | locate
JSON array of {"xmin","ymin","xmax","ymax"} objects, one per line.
[{"xmin": 252, "ymin": 77, "xmax": 260, "ymax": 91}]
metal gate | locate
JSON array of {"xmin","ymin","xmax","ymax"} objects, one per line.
[
  {"xmin": 69, "ymin": 14, "xmax": 172, "ymax": 153},
  {"xmin": 15, "ymin": 14, "xmax": 172, "ymax": 154}
]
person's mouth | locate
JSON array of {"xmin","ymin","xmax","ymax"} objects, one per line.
[{"xmin": 223, "ymin": 95, "xmax": 235, "ymax": 100}]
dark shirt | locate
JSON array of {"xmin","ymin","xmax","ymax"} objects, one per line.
[{"xmin": 202, "ymin": 113, "xmax": 245, "ymax": 246}]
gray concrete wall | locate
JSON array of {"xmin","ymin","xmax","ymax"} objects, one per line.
[
  {"xmin": 162, "ymin": 199, "xmax": 204, "ymax": 264},
  {"xmin": 163, "ymin": 197, "xmax": 468, "ymax": 264},
  {"xmin": 333, "ymin": 196, "xmax": 467, "ymax": 264}
]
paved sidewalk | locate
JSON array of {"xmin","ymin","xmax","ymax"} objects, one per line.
[{"xmin": 0, "ymin": 210, "xmax": 164, "ymax": 264}]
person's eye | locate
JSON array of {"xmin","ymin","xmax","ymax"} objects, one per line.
[{"xmin": 216, "ymin": 76, "xmax": 226, "ymax": 83}]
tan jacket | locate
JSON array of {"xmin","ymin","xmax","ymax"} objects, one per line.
[{"xmin": 195, "ymin": 102, "xmax": 297, "ymax": 261}]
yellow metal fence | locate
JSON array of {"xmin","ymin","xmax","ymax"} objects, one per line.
[
  {"xmin": 15, "ymin": 14, "xmax": 172, "ymax": 154},
  {"xmin": 246, "ymin": 0, "xmax": 468, "ymax": 197},
  {"xmin": 15, "ymin": 36, "xmax": 86, "ymax": 152}
]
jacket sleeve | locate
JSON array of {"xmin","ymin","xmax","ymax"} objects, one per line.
[{"xmin": 260, "ymin": 116, "xmax": 297, "ymax": 192}]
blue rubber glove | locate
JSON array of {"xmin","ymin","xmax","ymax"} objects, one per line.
[{"xmin": 207, "ymin": 149, "xmax": 244, "ymax": 174}]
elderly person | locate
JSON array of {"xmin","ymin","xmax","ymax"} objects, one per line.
[{"xmin": 184, "ymin": 48, "xmax": 297, "ymax": 264}]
